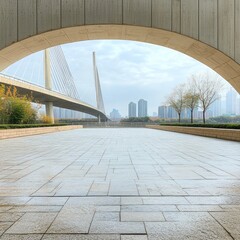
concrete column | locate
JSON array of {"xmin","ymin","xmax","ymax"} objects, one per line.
[
  {"xmin": 44, "ymin": 49, "xmax": 54, "ymax": 123},
  {"xmin": 44, "ymin": 49, "xmax": 52, "ymax": 90},
  {"xmin": 98, "ymin": 114, "xmax": 101, "ymax": 123},
  {"xmin": 45, "ymin": 102, "xmax": 54, "ymax": 124}
]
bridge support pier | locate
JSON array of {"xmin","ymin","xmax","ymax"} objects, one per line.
[
  {"xmin": 98, "ymin": 114, "xmax": 101, "ymax": 123},
  {"xmin": 46, "ymin": 102, "xmax": 54, "ymax": 124},
  {"xmin": 44, "ymin": 49, "xmax": 54, "ymax": 124}
]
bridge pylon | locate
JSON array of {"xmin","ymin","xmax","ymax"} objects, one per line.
[
  {"xmin": 44, "ymin": 49, "xmax": 54, "ymax": 124},
  {"xmin": 93, "ymin": 52, "xmax": 106, "ymax": 122}
]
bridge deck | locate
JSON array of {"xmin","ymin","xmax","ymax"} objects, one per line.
[
  {"xmin": 0, "ymin": 74, "xmax": 107, "ymax": 120},
  {"xmin": 0, "ymin": 128, "xmax": 239, "ymax": 239}
]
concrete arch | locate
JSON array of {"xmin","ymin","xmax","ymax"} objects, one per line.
[{"xmin": 0, "ymin": 0, "xmax": 240, "ymax": 92}]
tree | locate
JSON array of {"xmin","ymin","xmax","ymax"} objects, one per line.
[
  {"xmin": 167, "ymin": 84, "xmax": 185, "ymax": 123},
  {"xmin": 184, "ymin": 79, "xmax": 199, "ymax": 123},
  {"xmin": 0, "ymin": 85, "xmax": 37, "ymax": 124},
  {"xmin": 0, "ymin": 84, "xmax": 11, "ymax": 123},
  {"xmin": 192, "ymin": 73, "xmax": 224, "ymax": 124},
  {"xmin": 9, "ymin": 99, "xmax": 25, "ymax": 124}
]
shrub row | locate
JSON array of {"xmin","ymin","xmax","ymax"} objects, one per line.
[
  {"xmin": 0, "ymin": 123, "xmax": 68, "ymax": 129},
  {"xmin": 159, "ymin": 123, "xmax": 240, "ymax": 129}
]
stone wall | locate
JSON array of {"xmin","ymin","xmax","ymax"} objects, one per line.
[
  {"xmin": 0, "ymin": 125, "xmax": 83, "ymax": 140},
  {"xmin": 146, "ymin": 125, "xmax": 240, "ymax": 142}
]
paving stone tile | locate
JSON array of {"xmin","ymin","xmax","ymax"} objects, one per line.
[
  {"xmin": 210, "ymin": 212, "xmax": 240, "ymax": 239},
  {"xmin": 121, "ymin": 205, "xmax": 178, "ymax": 212},
  {"xmin": 0, "ymin": 207, "xmax": 12, "ymax": 212},
  {"xmin": 96, "ymin": 206, "xmax": 120, "ymax": 212},
  {"xmin": 142, "ymin": 197, "xmax": 188, "ymax": 205},
  {"xmin": 177, "ymin": 204, "xmax": 222, "ymax": 212},
  {"xmin": 121, "ymin": 197, "xmax": 143, "ymax": 205},
  {"xmin": 9, "ymin": 205, "xmax": 62, "ymax": 212},
  {"xmin": 0, "ymin": 212, "xmax": 24, "ymax": 222},
  {"xmin": 186, "ymin": 196, "xmax": 240, "ymax": 205},
  {"xmin": 67, "ymin": 197, "xmax": 120, "ymax": 206},
  {"xmin": 94, "ymin": 212, "xmax": 119, "ymax": 221},
  {"xmin": 47, "ymin": 206, "xmax": 95, "ymax": 234},
  {"xmin": 88, "ymin": 181, "xmax": 110, "ymax": 195},
  {"xmin": 0, "ymin": 222, "xmax": 13, "ymax": 235},
  {"xmin": 90, "ymin": 221, "xmax": 146, "ymax": 234},
  {"xmin": 0, "ymin": 234, "xmax": 43, "ymax": 240},
  {"xmin": 109, "ymin": 181, "xmax": 139, "ymax": 195},
  {"xmin": 121, "ymin": 212, "xmax": 164, "ymax": 222},
  {"xmin": 145, "ymin": 221, "xmax": 232, "ymax": 240},
  {"xmin": 42, "ymin": 234, "xmax": 120, "ymax": 240},
  {"xmin": 219, "ymin": 204, "xmax": 240, "ymax": 211},
  {"xmin": 26, "ymin": 197, "xmax": 68, "ymax": 206},
  {"xmin": 0, "ymin": 197, "xmax": 30, "ymax": 205},
  {"xmin": 6, "ymin": 213, "xmax": 57, "ymax": 234},
  {"xmin": 121, "ymin": 235, "xmax": 148, "ymax": 240},
  {"xmin": 163, "ymin": 212, "xmax": 215, "ymax": 222}
]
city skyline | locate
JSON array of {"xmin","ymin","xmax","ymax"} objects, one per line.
[{"xmin": 117, "ymin": 87, "xmax": 240, "ymax": 120}]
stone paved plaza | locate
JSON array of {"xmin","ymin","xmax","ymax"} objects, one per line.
[{"xmin": 0, "ymin": 128, "xmax": 240, "ymax": 239}]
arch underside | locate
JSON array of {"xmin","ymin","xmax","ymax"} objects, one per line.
[{"xmin": 0, "ymin": 25, "xmax": 240, "ymax": 93}]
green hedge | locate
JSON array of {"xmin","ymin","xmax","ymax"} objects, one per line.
[
  {"xmin": 0, "ymin": 123, "xmax": 68, "ymax": 129},
  {"xmin": 159, "ymin": 123, "xmax": 240, "ymax": 129}
]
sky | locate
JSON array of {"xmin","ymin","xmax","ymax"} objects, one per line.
[{"xmin": 2, "ymin": 39, "xmax": 232, "ymax": 117}]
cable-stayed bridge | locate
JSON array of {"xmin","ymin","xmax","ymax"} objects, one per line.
[{"xmin": 0, "ymin": 47, "xmax": 107, "ymax": 122}]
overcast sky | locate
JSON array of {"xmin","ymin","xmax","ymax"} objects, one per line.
[
  {"xmin": 61, "ymin": 40, "xmax": 229, "ymax": 117},
  {"xmin": 3, "ymin": 40, "xmax": 232, "ymax": 117}
]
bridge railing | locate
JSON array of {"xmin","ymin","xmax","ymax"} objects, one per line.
[{"xmin": 66, "ymin": 122, "xmax": 160, "ymax": 128}]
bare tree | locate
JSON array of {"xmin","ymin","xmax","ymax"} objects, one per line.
[
  {"xmin": 167, "ymin": 84, "xmax": 185, "ymax": 123},
  {"xmin": 192, "ymin": 73, "xmax": 223, "ymax": 124},
  {"xmin": 184, "ymin": 79, "xmax": 199, "ymax": 123}
]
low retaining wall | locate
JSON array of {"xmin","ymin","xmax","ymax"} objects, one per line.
[
  {"xmin": 0, "ymin": 125, "xmax": 83, "ymax": 140},
  {"xmin": 146, "ymin": 125, "xmax": 240, "ymax": 142}
]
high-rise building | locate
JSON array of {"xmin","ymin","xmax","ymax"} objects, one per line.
[
  {"xmin": 209, "ymin": 95, "xmax": 222, "ymax": 117},
  {"xmin": 158, "ymin": 106, "xmax": 168, "ymax": 118},
  {"xmin": 226, "ymin": 88, "xmax": 238, "ymax": 115},
  {"xmin": 237, "ymin": 98, "xmax": 240, "ymax": 115},
  {"xmin": 167, "ymin": 106, "xmax": 178, "ymax": 119},
  {"xmin": 54, "ymin": 107, "xmax": 83, "ymax": 119},
  {"xmin": 158, "ymin": 105, "xmax": 178, "ymax": 119},
  {"xmin": 193, "ymin": 108, "xmax": 198, "ymax": 119},
  {"xmin": 128, "ymin": 102, "xmax": 137, "ymax": 118},
  {"xmin": 138, "ymin": 99, "xmax": 148, "ymax": 117},
  {"xmin": 180, "ymin": 108, "xmax": 188, "ymax": 119},
  {"xmin": 110, "ymin": 109, "xmax": 121, "ymax": 121}
]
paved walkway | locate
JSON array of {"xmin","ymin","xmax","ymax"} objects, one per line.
[{"xmin": 0, "ymin": 128, "xmax": 240, "ymax": 239}]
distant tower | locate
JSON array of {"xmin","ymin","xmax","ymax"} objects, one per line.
[
  {"xmin": 128, "ymin": 102, "xmax": 137, "ymax": 117},
  {"xmin": 110, "ymin": 109, "xmax": 121, "ymax": 121},
  {"xmin": 226, "ymin": 88, "xmax": 238, "ymax": 115},
  {"xmin": 138, "ymin": 99, "xmax": 148, "ymax": 117},
  {"xmin": 158, "ymin": 105, "xmax": 168, "ymax": 118},
  {"xmin": 209, "ymin": 94, "xmax": 222, "ymax": 117},
  {"xmin": 167, "ymin": 106, "xmax": 178, "ymax": 119}
]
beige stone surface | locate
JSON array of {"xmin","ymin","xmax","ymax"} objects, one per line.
[
  {"xmin": 0, "ymin": 125, "xmax": 83, "ymax": 140},
  {"xmin": 0, "ymin": 24, "xmax": 239, "ymax": 93},
  {"xmin": 147, "ymin": 125, "xmax": 240, "ymax": 142}
]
